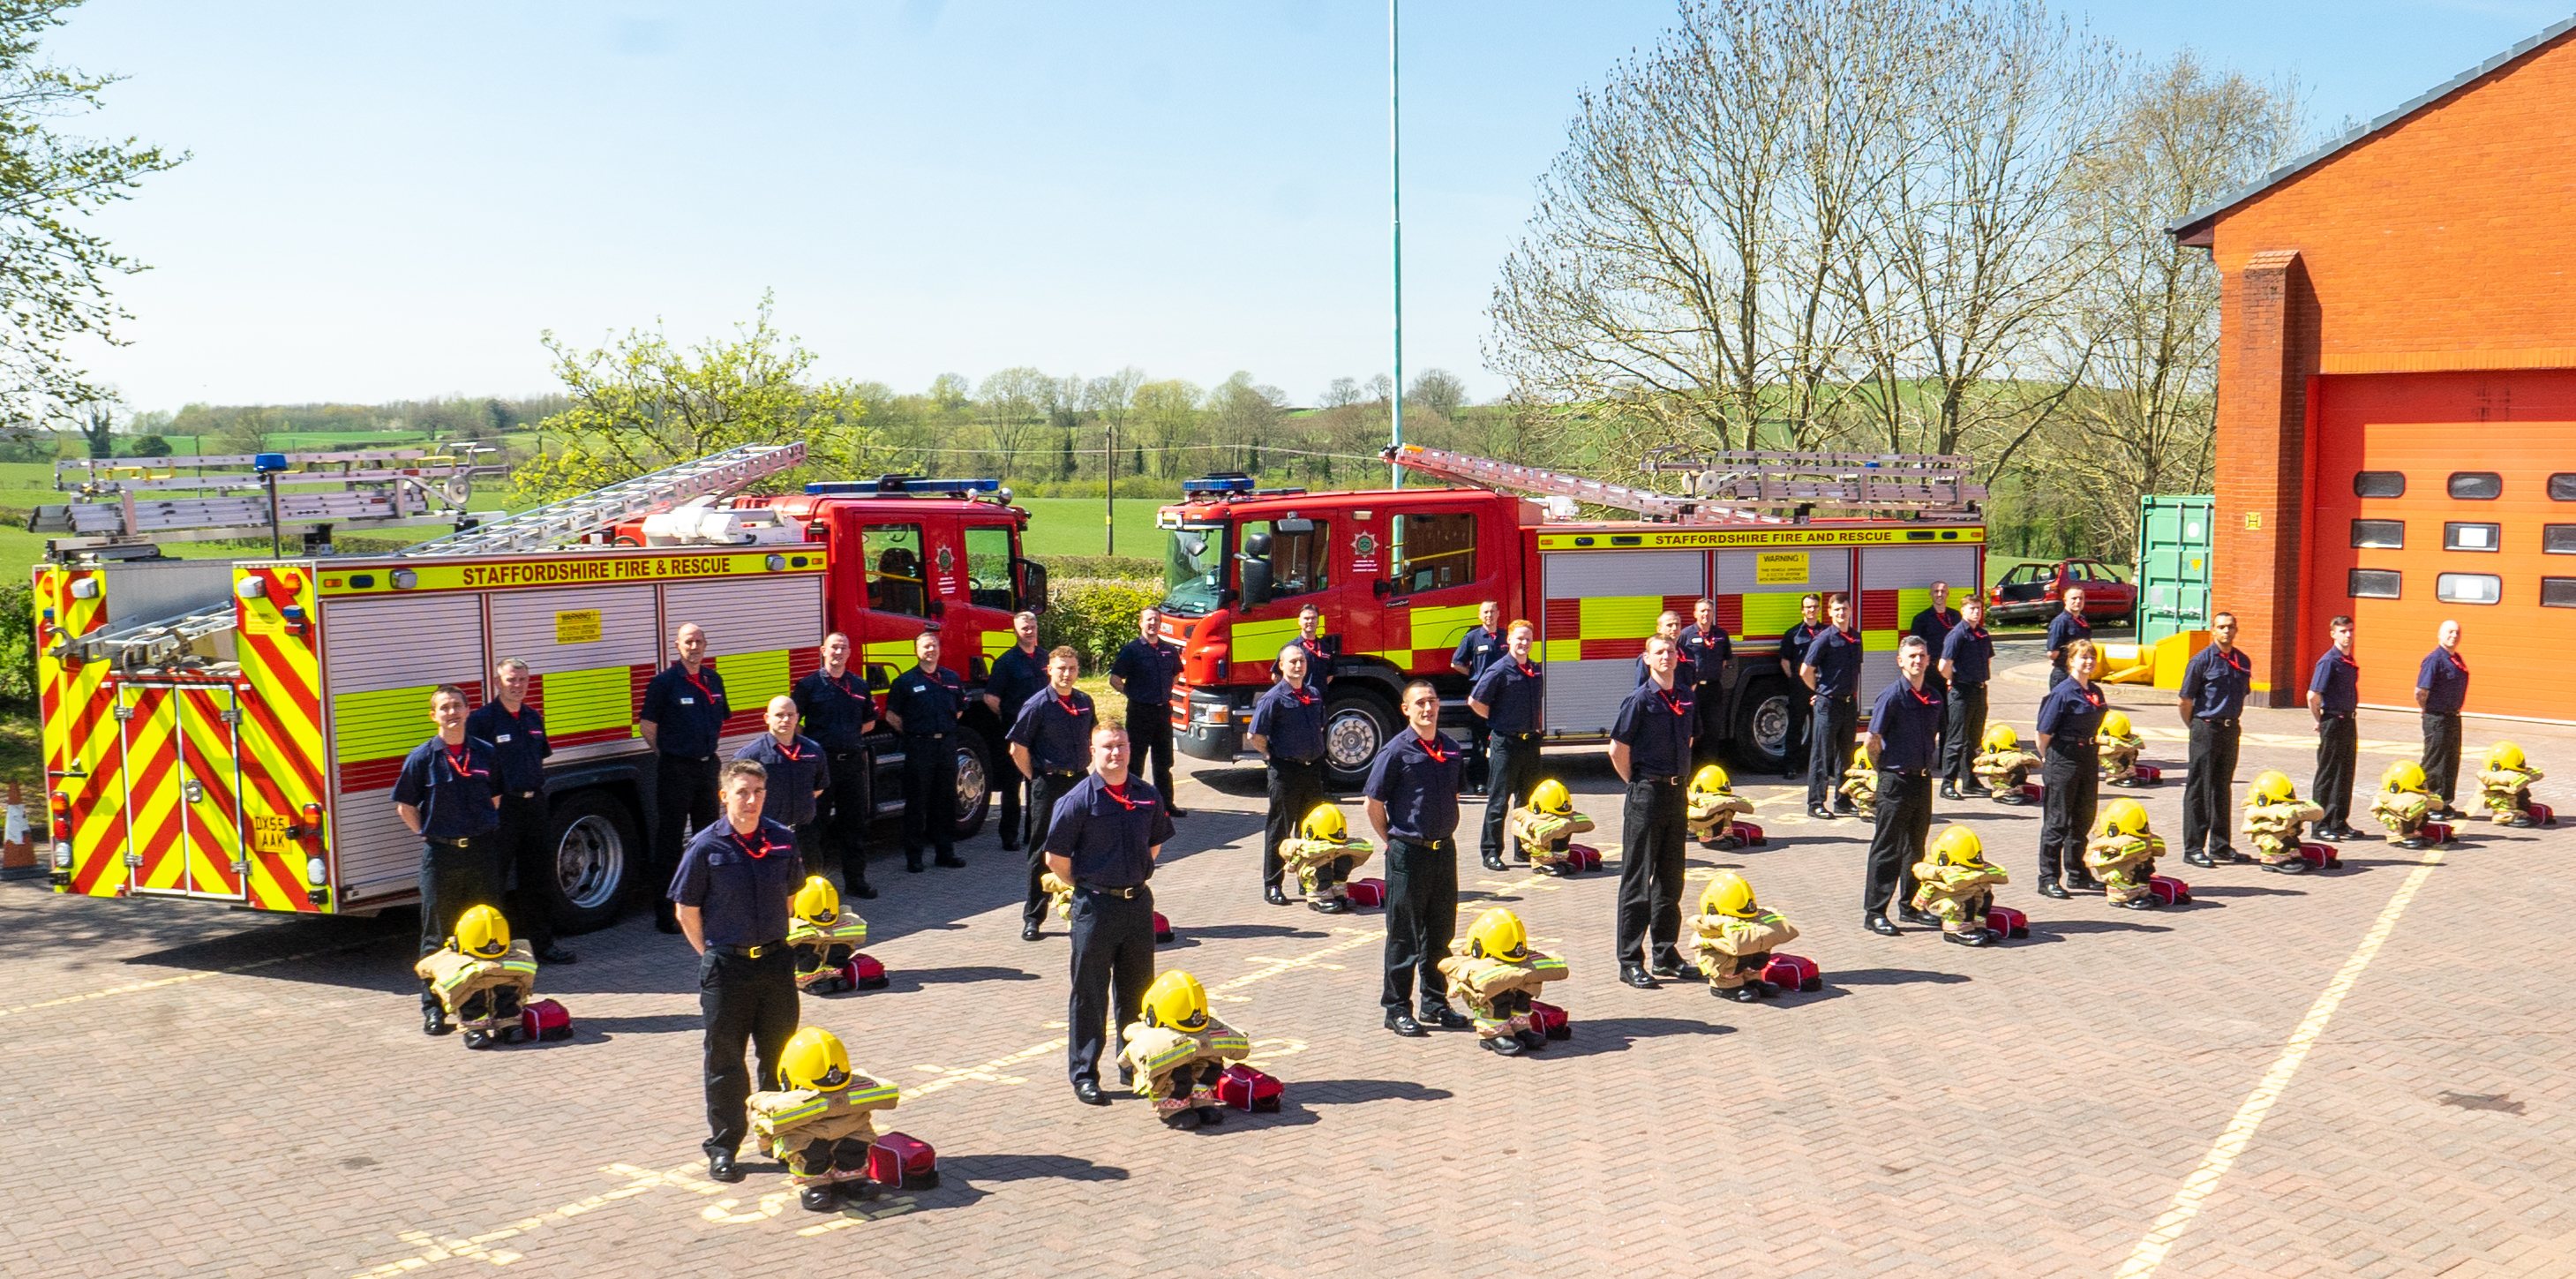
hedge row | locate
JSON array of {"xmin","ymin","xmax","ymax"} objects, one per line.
[{"xmin": 1037, "ymin": 577, "xmax": 1167, "ymax": 673}]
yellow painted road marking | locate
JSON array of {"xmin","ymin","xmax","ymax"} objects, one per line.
[
  {"xmin": 2, "ymin": 935, "xmax": 397, "ymax": 1021},
  {"xmin": 908, "ymin": 1036, "xmax": 1064, "ymax": 1096},
  {"xmin": 2112, "ymin": 846, "xmax": 2446, "ymax": 1279},
  {"xmin": 1206, "ymin": 926, "xmax": 1383, "ymax": 1003}
]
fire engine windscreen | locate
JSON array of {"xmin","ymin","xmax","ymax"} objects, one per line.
[{"xmin": 1162, "ymin": 523, "xmax": 1228, "ymax": 615}]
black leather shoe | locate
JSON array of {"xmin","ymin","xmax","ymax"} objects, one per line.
[
  {"xmin": 800, "ymin": 1185, "xmax": 836, "ymax": 1213},
  {"xmin": 935, "ymin": 853, "xmax": 966, "ymax": 869},
  {"xmin": 1163, "ymin": 1107, "xmax": 1203, "ymax": 1130},
  {"xmin": 423, "ymin": 1004, "xmax": 452, "ymax": 1036},
  {"xmin": 1897, "ymin": 907, "xmax": 1939, "ymax": 927},
  {"xmin": 1310, "ymin": 897, "xmax": 1351, "ymax": 914},
  {"xmin": 2396, "ymin": 836, "xmax": 2427, "ymax": 849},
  {"xmin": 2066, "ymin": 875, "xmax": 2106, "ymax": 893},
  {"xmin": 1021, "ymin": 923, "xmax": 1042, "ymax": 942},
  {"xmin": 1942, "ymin": 929, "xmax": 1994, "ymax": 948},
  {"xmin": 1073, "ymin": 1079, "xmax": 1109, "ymax": 1105},
  {"xmin": 1196, "ymin": 1105, "xmax": 1225, "ymax": 1125},
  {"xmin": 2038, "ymin": 880, "xmax": 2070, "ymax": 899},
  {"xmin": 849, "ymin": 879, "xmax": 878, "ymax": 899},
  {"xmin": 1716, "ymin": 983, "xmax": 1762, "ymax": 1003},
  {"xmin": 1264, "ymin": 884, "xmax": 1290, "ymax": 907},
  {"xmin": 1865, "ymin": 913, "xmax": 1899, "ymax": 937},
  {"xmin": 1000, "ymin": 839, "xmax": 1022, "ymax": 853},
  {"xmin": 1385, "ymin": 1010, "xmax": 1428, "ymax": 1037},
  {"xmin": 2214, "ymin": 848, "xmax": 2248, "ymax": 865},
  {"xmin": 536, "ymin": 944, "xmax": 577, "ymax": 965},
  {"xmin": 2183, "ymin": 850, "xmax": 2216, "ymax": 869},
  {"xmin": 1513, "ymin": 1029, "xmax": 1547, "ymax": 1051},
  {"xmin": 1941, "ymin": 784, "xmax": 1964, "ymax": 801},
  {"xmin": 1834, "ymin": 801, "xmax": 1859, "ymax": 816},
  {"xmin": 1481, "ymin": 1034, "xmax": 1525, "ymax": 1056},
  {"xmin": 1421, "ymin": 1006, "xmax": 1470, "ymax": 1029},
  {"xmin": 1619, "ymin": 964, "xmax": 1660, "ymax": 989},
  {"xmin": 708, "ymin": 1150, "xmax": 742, "ymax": 1183},
  {"xmin": 1808, "ymin": 805, "xmax": 1835, "ymax": 820},
  {"xmin": 1648, "ymin": 956, "xmax": 1686, "ymax": 979},
  {"xmin": 1165, "ymin": 806, "xmax": 1190, "ymax": 818},
  {"xmin": 905, "ymin": 857, "xmax": 925, "ymax": 873},
  {"xmin": 2264, "ymin": 859, "xmax": 2309, "ymax": 876},
  {"xmin": 1481, "ymin": 854, "xmax": 1508, "ymax": 871},
  {"xmin": 1962, "ymin": 783, "xmax": 1993, "ymax": 797},
  {"xmin": 462, "ymin": 1027, "xmax": 493, "ymax": 1050},
  {"xmin": 1784, "ymin": 770, "xmax": 1806, "ymax": 781}
]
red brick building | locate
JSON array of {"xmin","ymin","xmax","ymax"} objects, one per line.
[{"xmin": 2171, "ymin": 18, "xmax": 2576, "ymax": 721}]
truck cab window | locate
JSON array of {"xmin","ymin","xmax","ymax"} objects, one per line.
[
  {"xmin": 1162, "ymin": 523, "xmax": 1228, "ymax": 615},
  {"xmin": 963, "ymin": 525, "xmax": 1013, "ymax": 610},
  {"xmin": 1391, "ymin": 511, "xmax": 1476, "ymax": 594},
  {"xmin": 1239, "ymin": 519, "xmax": 1330, "ymax": 606},
  {"xmin": 866, "ymin": 523, "xmax": 927, "ymax": 617}
]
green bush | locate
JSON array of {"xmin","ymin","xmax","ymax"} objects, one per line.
[
  {"xmin": 1039, "ymin": 578, "xmax": 1166, "ymax": 673},
  {"xmin": 1036, "ymin": 554, "xmax": 1160, "ymax": 581},
  {"xmin": 0, "ymin": 581, "xmax": 33, "ymax": 707}
]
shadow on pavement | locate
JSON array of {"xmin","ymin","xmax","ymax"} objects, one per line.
[
  {"xmin": 1829, "ymin": 967, "xmax": 1972, "ymax": 986},
  {"xmin": 1292, "ymin": 1078, "xmax": 1454, "ymax": 1105},
  {"xmin": 871, "ymin": 964, "xmax": 1043, "ymax": 994},
  {"xmin": 2022, "ymin": 919, "xmax": 2177, "ymax": 943},
  {"xmin": 1540, "ymin": 1015, "xmax": 1736, "ymax": 1059},
  {"xmin": 943, "ymin": 1153, "xmax": 1131, "ymax": 1183},
  {"xmin": 564, "ymin": 1012, "xmax": 703, "ymax": 1038},
  {"xmin": 1168, "ymin": 923, "xmax": 1328, "ymax": 942},
  {"xmin": 2188, "ymin": 884, "xmax": 2311, "ymax": 898}
]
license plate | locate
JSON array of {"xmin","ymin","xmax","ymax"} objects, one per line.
[{"xmin": 252, "ymin": 815, "xmax": 292, "ymax": 854}]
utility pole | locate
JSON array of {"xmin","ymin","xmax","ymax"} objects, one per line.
[
  {"xmin": 1388, "ymin": 0, "xmax": 1404, "ymax": 491},
  {"xmin": 1104, "ymin": 418, "xmax": 1115, "ymax": 556}
]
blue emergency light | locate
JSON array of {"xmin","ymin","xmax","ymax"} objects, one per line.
[
  {"xmin": 805, "ymin": 476, "xmax": 1003, "ymax": 496},
  {"xmin": 1182, "ymin": 473, "xmax": 1256, "ymax": 495}
]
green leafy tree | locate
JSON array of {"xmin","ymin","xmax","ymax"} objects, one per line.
[
  {"xmin": 518, "ymin": 293, "xmax": 873, "ymax": 500},
  {"xmin": 128, "ymin": 432, "xmax": 169, "ymax": 456},
  {"xmin": 0, "ymin": 0, "xmax": 184, "ymax": 420}
]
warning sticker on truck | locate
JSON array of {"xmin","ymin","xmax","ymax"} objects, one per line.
[
  {"xmin": 1756, "ymin": 553, "xmax": 1808, "ymax": 583},
  {"xmin": 555, "ymin": 610, "xmax": 603, "ymax": 643}
]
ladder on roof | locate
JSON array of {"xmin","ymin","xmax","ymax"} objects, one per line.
[
  {"xmin": 395, "ymin": 443, "xmax": 806, "ymax": 557},
  {"xmin": 1382, "ymin": 443, "xmax": 1984, "ymax": 522},
  {"xmin": 32, "ymin": 449, "xmax": 508, "ymax": 547}
]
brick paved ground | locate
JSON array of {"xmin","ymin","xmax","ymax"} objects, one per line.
[{"xmin": 4, "ymin": 656, "xmax": 2572, "ymax": 1279}]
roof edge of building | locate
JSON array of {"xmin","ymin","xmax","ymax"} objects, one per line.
[{"xmin": 2165, "ymin": 12, "xmax": 2576, "ymax": 242}]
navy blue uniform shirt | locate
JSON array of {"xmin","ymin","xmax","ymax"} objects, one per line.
[
  {"xmin": 2181, "ymin": 644, "xmax": 2253, "ymax": 720},
  {"xmin": 1362, "ymin": 730, "xmax": 1464, "ymax": 843},
  {"xmin": 394, "ymin": 734, "xmax": 502, "ymax": 840},
  {"xmin": 732, "ymin": 734, "xmax": 831, "ymax": 827},
  {"xmin": 1008, "ymin": 686, "xmax": 1098, "ymax": 774},
  {"xmin": 885, "ymin": 663, "xmax": 964, "ymax": 737},
  {"xmin": 1803, "ymin": 627, "xmax": 1866, "ymax": 698},
  {"xmin": 2047, "ymin": 611, "xmax": 2092, "ymax": 671},
  {"xmin": 464, "ymin": 700, "xmax": 550, "ymax": 795},
  {"xmin": 1781, "ymin": 621, "xmax": 1823, "ymax": 671},
  {"xmin": 1611, "ymin": 680, "xmax": 1695, "ymax": 779},
  {"xmin": 2417, "ymin": 648, "xmax": 2470, "ymax": 715},
  {"xmin": 1869, "ymin": 677, "xmax": 1946, "ymax": 772},
  {"xmin": 1634, "ymin": 652, "xmax": 1698, "ymax": 688},
  {"xmin": 985, "ymin": 644, "xmax": 1049, "ymax": 724},
  {"xmin": 1247, "ymin": 680, "xmax": 1326, "ymax": 763},
  {"xmin": 1044, "ymin": 772, "xmax": 1174, "ymax": 887},
  {"xmin": 641, "ymin": 661, "xmax": 729, "ymax": 758},
  {"xmin": 666, "ymin": 817, "xmax": 804, "ymax": 946},
  {"xmin": 1679, "ymin": 623, "xmax": 1731, "ymax": 687},
  {"xmin": 1910, "ymin": 606, "xmax": 1962, "ymax": 663},
  {"xmin": 790, "ymin": 667, "xmax": 878, "ymax": 752},
  {"xmin": 1111, "ymin": 636, "xmax": 1181, "ymax": 709},
  {"xmin": 1286, "ymin": 634, "xmax": 1332, "ymax": 691},
  {"xmin": 2035, "ymin": 678, "xmax": 2109, "ymax": 748},
  {"xmin": 1941, "ymin": 621, "xmax": 1995, "ymax": 685},
  {"xmin": 1471, "ymin": 656, "xmax": 1545, "ymax": 735},
  {"xmin": 1451, "ymin": 624, "xmax": 1504, "ymax": 682},
  {"xmin": 2309, "ymin": 648, "xmax": 2361, "ymax": 716}
]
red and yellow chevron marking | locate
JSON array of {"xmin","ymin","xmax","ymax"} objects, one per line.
[
  {"xmin": 37, "ymin": 568, "xmax": 125, "ymax": 899},
  {"xmin": 118, "ymin": 685, "xmax": 188, "ymax": 893},
  {"xmin": 234, "ymin": 565, "xmax": 328, "ymax": 913},
  {"xmin": 176, "ymin": 685, "xmax": 246, "ymax": 899}
]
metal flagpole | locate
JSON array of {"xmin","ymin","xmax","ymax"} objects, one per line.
[{"xmin": 1388, "ymin": 0, "xmax": 1404, "ymax": 490}]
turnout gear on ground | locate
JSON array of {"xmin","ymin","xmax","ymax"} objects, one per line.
[
  {"xmin": 2099, "ymin": 711, "xmax": 2145, "ymax": 785},
  {"xmin": 750, "ymin": 1029, "xmax": 899, "ymax": 1188},
  {"xmin": 1686, "ymin": 873, "xmax": 1797, "ymax": 990},
  {"xmin": 1686, "ymin": 766, "xmax": 1756, "ymax": 846},
  {"xmin": 1911, "ymin": 825, "xmax": 2008, "ymax": 937},
  {"xmin": 1506, "ymin": 783, "xmax": 1594, "ymax": 871},
  {"xmin": 2373, "ymin": 759, "xmax": 2435, "ymax": 845},
  {"xmin": 413, "ymin": 922, "xmax": 538, "ymax": 1040},
  {"xmin": 1438, "ymin": 908, "xmax": 1566, "ymax": 1044},
  {"xmin": 2243, "ymin": 774, "xmax": 2324, "ymax": 869},
  {"xmin": 2084, "ymin": 800, "xmax": 2163, "ymax": 907},
  {"xmin": 1973, "ymin": 726, "xmax": 2040, "ymax": 801},
  {"xmin": 1118, "ymin": 971, "xmax": 1252, "ymax": 1122},
  {"xmin": 1839, "ymin": 742, "xmax": 1878, "ymax": 819},
  {"xmin": 2475, "ymin": 743, "xmax": 2545, "ymax": 826},
  {"xmin": 786, "ymin": 876, "xmax": 870, "ymax": 993},
  {"xmin": 1280, "ymin": 804, "xmax": 1374, "ymax": 902}
]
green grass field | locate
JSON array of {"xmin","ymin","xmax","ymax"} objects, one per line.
[{"xmin": 1012, "ymin": 498, "xmax": 1176, "ymax": 559}]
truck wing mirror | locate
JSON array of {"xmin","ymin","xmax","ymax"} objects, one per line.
[
  {"xmin": 1013, "ymin": 558, "xmax": 1050, "ymax": 613},
  {"xmin": 1242, "ymin": 560, "xmax": 1273, "ymax": 608},
  {"xmin": 866, "ymin": 664, "xmax": 893, "ymax": 691}
]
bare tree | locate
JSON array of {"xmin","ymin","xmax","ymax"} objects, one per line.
[
  {"xmin": 1407, "ymin": 368, "xmax": 1468, "ymax": 419},
  {"xmin": 976, "ymin": 366, "xmax": 1054, "ymax": 478},
  {"xmin": 1207, "ymin": 372, "xmax": 1287, "ymax": 472},
  {"xmin": 1133, "ymin": 378, "xmax": 1201, "ymax": 478}
]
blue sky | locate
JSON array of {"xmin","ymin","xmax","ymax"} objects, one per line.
[{"xmin": 50, "ymin": 0, "xmax": 2576, "ymax": 414}]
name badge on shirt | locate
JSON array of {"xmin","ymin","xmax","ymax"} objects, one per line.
[
  {"xmin": 494, "ymin": 734, "xmax": 512, "ymax": 743},
  {"xmin": 680, "ymin": 697, "xmax": 695, "ymax": 705}
]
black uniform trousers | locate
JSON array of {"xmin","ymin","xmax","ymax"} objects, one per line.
[
  {"xmin": 2421, "ymin": 711, "xmax": 2463, "ymax": 807},
  {"xmin": 1261, "ymin": 756, "xmax": 1328, "ymax": 887},
  {"xmin": 1022, "ymin": 770, "xmax": 1083, "ymax": 928},
  {"xmin": 1125, "ymin": 707, "xmax": 1178, "ymax": 808},
  {"xmin": 2184, "ymin": 718, "xmax": 2241, "ymax": 860},
  {"xmin": 1381, "ymin": 838, "xmax": 1460, "ymax": 1013},
  {"xmin": 1464, "ymin": 711, "xmax": 1491, "ymax": 793},
  {"xmin": 699, "ymin": 945, "xmax": 799, "ymax": 1156},
  {"xmin": 1066, "ymin": 886, "xmax": 1156, "ymax": 1085},
  {"xmin": 417, "ymin": 835, "xmax": 499, "ymax": 1012},
  {"xmin": 822, "ymin": 748, "xmax": 873, "ymax": 886},
  {"xmin": 1944, "ymin": 681, "xmax": 1989, "ymax": 786},
  {"xmin": 496, "ymin": 794, "xmax": 555, "ymax": 952},
  {"xmin": 1692, "ymin": 680, "xmax": 1728, "ymax": 771},
  {"xmin": 1613, "ymin": 775, "xmax": 1687, "ymax": 969},
  {"xmin": 1781, "ymin": 673, "xmax": 1810, "ymax": 777},
  {"xmin": 1482, "ymin": 732, "xmax": 1543, "ymax": 860},
  {"xmin": 899, "ymin": 735, "xmax": 957, "ymax": 861},
  {"xmin": 2039, "ymin": 743, "xmax": 2100, "ymax": 884},
  {"xmin": 1920, "ymin": 671, "xmax": 1949, "ymax": 760},
  {"xmin": 652, "ymin": 754, "xmax": 721, "ymax": 918},
  {"xmin": 997, "ymin": 764, "xmax": 1026, "ymax": 850},
  {"xmin": 2315, "ymin": 715, "xmax": 2358, "ymax": 831},
  {"xmin": 1806, "ymin": 694, "xmax": 1858, "ymax": 809},
  {"xmin": 1862, "ymin": 769, "xmax": 1932, "ymax": 916}
]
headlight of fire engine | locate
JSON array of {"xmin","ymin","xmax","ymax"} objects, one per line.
[
  {"xmin": 52, "ymin": 841, "xmax": 71, "ymax": 869},
  {"xmin": 306, "ymin": 854, "xmax": 327, "ymax": 887},
  {"xmin": 764, "ymin": 553, "xmax": 786, "ymax": 571}
]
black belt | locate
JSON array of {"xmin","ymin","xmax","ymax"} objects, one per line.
[
  {"xmin": 905, "ymin": 733, "xmax": 950, "ymax": 741},
  {"xmin": 1955, "ymin": 680, "xmax": 1988, "ymax": 689},
  {"xmin": 496, "ymin": 790, "xmax": 540, "ymax": 801},
  {"xmin": 1042, "ymin": 769, "xmax": 1081, "ymax": 779},
  {"xmin": 1637, "ymin": 774, "xmax": 1682, "ymax": 786},
  {"xmin": 1393, "ymin": 837, "xmax": 1453, "ymax": 850},
  {"xmin": 1076, "ymin": 883, "xmax": 1145, "ymax": 898},
  {"xmin": 1880, "ymin": 766, "xmax": 1929, "ymax": 778},
  {"xmin": 826, "ymin": 747, "xmax": 869, "ymax": 757},
  {"xmin": 661, "ymin": 750, "xmax": 714, "ymax": 763},
  {"xmin": 710, "ymin": 940, "xmax": 786, "ymax": 959},
  {"xmin": 1498, "ymin": 730, "xmax": 1541, "ymax": 741},
  {"xmin": 2199, "ymin": 716, "xmax": 2241, "ymax": 727},
  {"xmin": 427, "ymin": 834, "xmax": 484, "ymax": 848},
  {"xmin": 1276, "ymin": 756, "xmax": 1322, "ymax": 766}
]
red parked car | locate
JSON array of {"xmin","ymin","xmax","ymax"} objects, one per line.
[{"xmin": 1987, "ymin": 559, "xmax": 2136, "ymax": 626}]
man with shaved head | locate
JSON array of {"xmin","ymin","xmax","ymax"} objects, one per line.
[
  {"xmin": 735, "ymin": 694, "xmax": 831, "ymax": 863},
  {"xmin": 642, "ymin": 621, "xmax": 731, "ymax": 933}
]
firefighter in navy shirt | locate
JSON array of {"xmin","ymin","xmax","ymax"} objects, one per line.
[
  {"xmin": 1450, "ymin": 600, "xmax": 1505, "ymax": 794},
  {"xmin": 883, "ymin": 628, "xmax": 966, "ymax": 872},
  {"xmin": 1469, "ymin": 621, "xmax": 1545, "ymax": 872},
  {"xmin": 2034, "ymin": 641, "xmax": 2109, "ymax": 899},
  {"xmin": 1909, "ymin": 582, "xmax": 1962, "ymax": 749},
  {"xmin": 1048, "ymin": 725, "xmax": 1176, "ymax": 1106},
  {"xmin": 790, "ymin": 631, "xmax": 879, "ymax": 898},
  {"xmin": 1778, "ymin": 594, "xmax": 1825, "ymax": 779},
  {"xmin": 641, "ymin": 622, "xmax": 729, "ymax": 933},
  {"xmin": 1287, "ymin": 602, "xmax": 1333, "ymax": 693},
  {"xmin": 1801, "ymin": 595, "xmax": 1865, "ymax": 818},
  {"xmin": 2046, "ymin": 588, "xmax": 2092, "ymax": 689},
  {"xmin": 2308, "ymin": 615, "xmax": 2363, "ymax": 840},
  {"xmin": 1249, "ymin": 643, "xmax": 1330, "ymax": 906},
  {"xmin": 1012, "ymin": 646, "xmax": 1097, "ymax": 938},
  {"xmin": 734, "ymin": 695, "xmax": 830, "ymax": 863},
  {"xmin": 1611, "ymin": 635, "xmax": 1695, "ymax": 989},
  {"xmin": 1863, "ymin": 637, "xmax": 1944, "ymax": 934},
  {"xmin": 1939, "ymin": 596, "xmax": 1996, "ymax": 799},
  {"xmin": 2176, "ymin": 611, "xmax": 2252, "ymax": 868},
  {"xmin": 465, "ymin": 658, "xmax": 573, "ymax": 965},
  {"xmin": 1108, "ymin": 607, "xmax": 1186, "ymax": 816},
  {"xmin": 1680, "ymin": 598, "xmax": 1733, "ymax": 771},
  {"xmin": 2415, "ymin": 620, "xmax": 2472, "ymax": 818},
  {"xmin": 1633, "ymin": 609, "xmax": 1698, "ymax": 688},
  {"xmin": 1364, "ymin": 681, "xmax": 1472, "ymax": 1038},
  {"xmin": 669, "ymin": 759, "xmax": 806, "ymax": 1185},
  {"xmin": 393, "ymin": 684, "xmax": 502, "ymax": 1034},
  {"xmin": 982, "ymin": 611, "xmax": 1048, "ymax": 853}
]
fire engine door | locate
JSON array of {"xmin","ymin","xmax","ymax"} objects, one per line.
[
  {"xmin": 116, "ymin": 682, "xmax": 247, "ymax": 900},
  {"xmin": 1378, "ymin": 506, "xmax": 1494, "ymax": 674}
]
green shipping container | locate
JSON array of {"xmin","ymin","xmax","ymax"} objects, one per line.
[{"xmin": 2136, "ymin": 495, "xmax": 2215, "ymax": 647}]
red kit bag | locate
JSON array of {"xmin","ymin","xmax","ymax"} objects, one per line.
[
  {"xmin": 867, "ymin": 1132, "xmax": 938, "ymax": 1190},
  {"xmin": 1216, "ymin": 1064, "xmax": 1283, "ymax": 1113},
  {"xmin": 1985, "ymin": 906, "xmax": 2029, "ymax": 938},
  {"xmin": 519, "ymin": 998, "xmax": 572, "ymax": 1042},
  {"xmin": 1760, "ymin": 952, "xmax": 1822, "ymax": 993}
]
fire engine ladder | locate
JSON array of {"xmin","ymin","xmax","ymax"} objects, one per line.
[
  {"xmin": 31, "ymin": 448, "xmax": 511, "ymax": 547},
  {"xmin": 1382, "ymin": 444, "xmax": 1984, "ymax": 521}
]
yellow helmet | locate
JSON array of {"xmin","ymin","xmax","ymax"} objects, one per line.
[
  {"xmin": 2490, "ymin": 741, "xmax": 2526, "ymax": 771},
  {"xmin": 1690, "ymin": 764, "xmax": 1730, "ymax": 795},
  {"xmin": 1143, "ymin": 970, "xmax": 1210, "ymax": 1033},
  {"xmin": 2095, "ymin": 798, "xmax": 2150, "ymax": 838},
  {"xmin": 1466, "ymin": 907, "xmax": 1528, "ymax": 961},
  {"xmin": 1529, "ymin": 779, "xmax": 1573, "ymax": 816},
  {"xmin": 780, "ymin": 1026, "xmax": 853, "ymax": 1092},
  {"xmin": 1933, "ymin": 824, "xmax": 1986, "ymax": 869},
  {"xmin": 1700, "ymin": 870, "xmax": 1757, "ymax": 919},
  {"xmin": 2383, "ymin": 760, "xmax": 2427, "ymax": 794},
  {"xmin": 2252, "ymin": 771, "xmax": 2296, "ymax": 803},
  {"xmin": 2100, "ymin": 710, "xmax": 2131, "ymax": 738},
  {"xmin": 1982, "ymin": 724, "xmax": 2018, "ymax": 752},
  {"xmin": 454, "ymin": 904, "xmax": 510, "ymax": 959},
  {"xmin": 792, "ymin": 875, "xmax": 841, "ymax": 928},
  {"xmin": 1299, "ymin": 803, "xmax": 1348, "ymax": 842}
]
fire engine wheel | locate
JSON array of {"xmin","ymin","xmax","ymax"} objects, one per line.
[
  {"xmin": 951, "ymin": 731, "xmax": 992, "ymax": 840},
  {"xmin": 1320, "ymin": 689, "xmax": 1396, "ymax": 790},
  {"xmin": 541, "ymin": 790, "xmax": 639, "ymax": 935},
  {"xmin": 1731, "ymin": 677, "xmax": 1797, "ymax": 774}
]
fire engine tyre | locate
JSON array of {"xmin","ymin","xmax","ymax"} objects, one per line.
[
  {"xmin": 1320, "ymin": 688, "xmax": 1397, "ymax": 791},
  {"xmin": 951, "ymin": 730, "xmax": 992, "ymax": 841},
  {"xmin": 540, "ymin": 790, "xmax": 641, "ymax": 935},
  {"xmin": 1730, "ymin": 677, "xmax": 1798, "ymax": 775}
]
